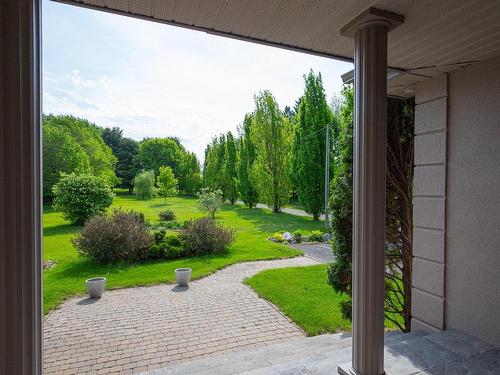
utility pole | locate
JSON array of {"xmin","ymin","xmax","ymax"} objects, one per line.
[{"xmin": 324, "ymin": 124, "xmax": 330, "ymax": 239}]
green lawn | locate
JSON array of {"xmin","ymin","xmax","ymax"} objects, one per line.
[
  {"xmin": 43, "ymin": 192, "xmax": 323, "ymax": 314},
  {"xmin": 245, "ymin": 265, "xmax": 399, "ymax": 336}
]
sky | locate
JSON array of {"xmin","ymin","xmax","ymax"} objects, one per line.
[{"xmin": 42, "ymin": 0, "xmax": 352, "ymax": 162}]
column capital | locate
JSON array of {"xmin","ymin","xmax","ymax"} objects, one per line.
[{"xmin": 341, "ymin": 7, "xmax": 404, "ymax": 37}]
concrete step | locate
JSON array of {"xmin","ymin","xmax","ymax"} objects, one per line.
[{"xmin": 144, "ymin": 330, "xmax": 499, "ymax": 375}]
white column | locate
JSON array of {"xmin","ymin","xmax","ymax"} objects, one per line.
[
  {"xmin": 338, "ymin": 8, "xmax": 403, "ymax": 375},
  {"xmin": 0, "ymin": 1, "xmax": 43, "ymax": 374}
]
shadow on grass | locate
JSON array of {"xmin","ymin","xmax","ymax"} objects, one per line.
[
  {"xmin": 43, "ymin": 223, "xmax": 81, "ymax": 237},
  {"xmin": 231, "ymin": 205, "xmax": 320, "ymax": 233}
]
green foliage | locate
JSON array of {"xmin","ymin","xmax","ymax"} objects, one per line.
[
  {"xmin": 180, "ymin": 217, "xmax": 235, "ymax": 256},
  {"xmin": 326, "ymin": 85, "xmax": 354, "ymax": 318},
  {"xmin": 158, "ymin": 209, "xmax": 176, "ymax": 221},
  {"xmin": 237, "ymin": 114, "xmax": 259, "ymax": 208},
  {"xmin": 72, "ymin": 209, "xmax": 152, "ymax": 263},
  {"xmin": 133, "ymin": 137, "xmax": 184, "ymax": 179},
  {"xmin": 134, "ymin": 170, "xmax": 155, "ymax": 200},
  {"xmin": 43, "ymin": 121, "xmax": 91, "ymax": 199},
  {"xmin": 149, "ymin": 220, "xmax": 185, "ymax": 230},
  {"xmin": 289, "ymin": 71, "xmax": 333, "ymax": 220},
  {"xmin": 197, "ymin": 187, "xmax": 224, "ymax": 218},
  {"xmin": 148, "ymin": 230, "xmax": 185, "ymax": 259},
  {"xmin": 307, "ymin": 230, "xmax": 324, "ymax": 242},
  {"xmin": 179, "ymin": 152, "xmax": 202, "ymax": 195},
  {"xmin": 52, "ymin": 173, "xmax": 114, "ymax": 225},
  {"xmin": 269, "ymin": 232, "xmax": 286, "ymax": 242},
  {"xmin": 157, "ymin": 166, "xmax": 178, "ymax": 203},
  {"xmin": 224, "ymin": 131, "xmax": 239, "ymax": 204},
  {"xmin": 44, "ymin": 114, "xmax": 118, "ymax": 186},
  {"xmin": 251, "ymin": 91, "xmax": 292, "ymax": 212},
  {"xmin": 102, "ymin": 127, "xmax": 139, "ymax": 193}
]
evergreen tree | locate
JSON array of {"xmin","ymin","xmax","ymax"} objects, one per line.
[
  {"xmin": 251, "ymin": 91, "xmax": 292, "ymax": 213},
  {"xmin": 237, "ymin": 114, "xmax": 258, "ymax": 208},
  {"xmin": 290, "ymin": 71, "xmax": 333, "ymax": 220},
  {"xmin": 326, "ymin": 85, "xmax": 354, "ymax": 319},
  {"xmin": 224, "ymin": 131, "xmax": 238, "ymax": 204}
]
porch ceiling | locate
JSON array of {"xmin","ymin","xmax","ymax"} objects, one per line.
[{"xmin": 55, "ymin": 0, "xmax": 500, "ymax": 97}]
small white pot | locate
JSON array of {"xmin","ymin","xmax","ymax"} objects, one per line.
[
  {"xmin": 85, "ymin": 277, "xmax": 106, "ymax": 298},
  {"xmin": 175, "ymin": 268, "xmax": 192, "ymax": 287}
]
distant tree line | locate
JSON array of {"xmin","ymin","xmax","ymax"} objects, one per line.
[{"xmin": 43, "ymin": 114, "xmax": 202, "ymax": 202}]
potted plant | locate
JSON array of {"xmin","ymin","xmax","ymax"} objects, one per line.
[
  {"xmin": 293, "ymin": 231, "xmax": 302, "ymax": 243},
  {"xmin": 85, "ymin": 277, "xmax": 106, "ymax": 298},
  {"xmin": 175, "ymin": 268, "xmax": 192, "ymax": 287}
]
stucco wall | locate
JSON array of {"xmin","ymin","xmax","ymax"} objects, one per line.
[
  {"xmin": 445, "ymin": 56, "xmax": 500, "ymax": 346},
  {"xmin": 411, "ymin": 74, "xmax": 448, "ymax": 332}
]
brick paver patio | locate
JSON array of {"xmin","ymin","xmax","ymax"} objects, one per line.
[{"xmin": 43, "ymin": 256, "xmax": 318, "ymax": 374}]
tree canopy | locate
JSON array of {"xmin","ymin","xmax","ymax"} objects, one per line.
[
  {"xmin": 43, "ymin": 114, "xmax": 117, "ymax": 198},
  {"xmin": 102, "ymin": 127, "xmax": 138, "ymax": 193}
]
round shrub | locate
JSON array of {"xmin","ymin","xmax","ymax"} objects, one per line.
[
  {"xmin": 159, "ymin": 209, "xmax": 176, "ymax": 221},
  {"xmin": 149, "ymin": 230, "xmax": 185, "ymax": 259},
  {"xmin": 180, "ymin": 217, "xmax": 235, "ymax": 256},
  {"xmin": 52, "ymin": 173, "xmax": 114, "ymax": 225},
  {"xmin": 72, "ymin": 209, "xmax": 152, "ymax": 263}
]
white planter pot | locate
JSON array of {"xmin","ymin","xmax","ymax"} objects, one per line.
[
  {"xmin": 175, "ymin": 268, "xmax": 192, "ymax": 287},
  {"xmin": 85, "ymin": 277, "xmax": 106, "ymax": 298}
]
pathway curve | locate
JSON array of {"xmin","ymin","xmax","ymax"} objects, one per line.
[
  {"xmin": 236, "ymin": 201, "xmax": 325, "ymax": 220},
  {"xmin": 43, "ymin": 256, "xmax": 319, "ymax": 375}
]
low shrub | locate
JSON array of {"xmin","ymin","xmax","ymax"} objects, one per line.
[
  {"xmin": 180, "ymin": 217, "xmax": 235, "ymax": 256},
  {"xmin": 52, "ymin": 173, "xmax": 114, "ymax": 225},
  {"xmin": 269, "ymin": 232, "xmax": 286, "ymax": 242},
  {"xmin": 158, "ymin": 209, "xmax": 176, "ymax": 221},
  {"xmin": 149, "ymin": 230, "xmax": 185, "ymax": 259},
  {"xmin": 308, "ymin": 230, "xmax": 324, "ymax": 242},
  {"xmin": 72, "ymin": 209, "xmax": 152, "ymax": 263},
  {"xmin": 149, "ymin": 220, "xmax": 185, "ymax": 230}
]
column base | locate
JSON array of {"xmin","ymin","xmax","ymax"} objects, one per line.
[{"xmin": 337, "ymin": 362, "xmax": 386, "ymax": 375}]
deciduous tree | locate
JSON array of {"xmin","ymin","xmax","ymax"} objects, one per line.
[
  {"xmin": 251, "ymin": 91, "xmax": 292, "ymax": 212},
  {"xmin": 290, "ymin": 71, "xmax": 333, "ymax": 220},
  {"xmin": 157, "ymin": 166, "xmax": 178, "ymax": 204},
  {"xmin": 237, "ymin": 114, "xmax": 258, "ymax": 208}
]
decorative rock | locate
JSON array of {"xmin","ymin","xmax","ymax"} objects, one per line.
[{"xmin": 282, "ymin": 232, "xmax": 293, "ymax": 242}]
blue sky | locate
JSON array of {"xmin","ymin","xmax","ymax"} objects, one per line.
[{"xmin": 43, "ymin": 0, "xmax": 352, "ymax": 161}]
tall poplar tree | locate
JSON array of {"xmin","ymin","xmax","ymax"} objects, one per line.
[
  {"xmin": 237, "ymin": 114, "xmax": 258, "ymax": 208},
  {"xmin": 251, "ymin": 91, "xmax": 292, "ymax": 213},
  {"xmin": 290, "ymin": 71, "xmax": 333, "ymax": 220},
  {"xmin": 224, "ymin": 131, "xmax": 238, "ymax": 204}
]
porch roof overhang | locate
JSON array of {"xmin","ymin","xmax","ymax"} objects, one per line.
[{"xmin": 55, "ymin": 0, "xmax": 500, "ymax": 97}]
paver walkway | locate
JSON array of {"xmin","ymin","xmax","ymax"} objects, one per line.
[
  {"xmin": 291, "ymin": 243, "xmax": 334, "ymax": 263},
  {"xmin": 236, "ymin": 201, "xmax": 325, "ymax": 220},
  {"xmin": 43, "ymin": 256, "xmax": 319, "ymax": 375}
]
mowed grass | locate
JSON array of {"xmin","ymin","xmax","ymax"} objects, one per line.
[
  {"xmin": 43, "ymin": 192, "xmax": 323, "ymax": 314},
  {"xmin": 245, "ymin": 264, "xmax": 399, "ymax": 336}
]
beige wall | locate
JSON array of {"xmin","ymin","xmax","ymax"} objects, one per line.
[
  {"xmin": 445, "ymin": 56, "xmax": 500, "ymax": 346},
  {"xmin": 411, "ymin": 56, "xmax": 500, "ymax": 346},
  {"xmin": 411, "ymin": 74, "xmax": 448, "ymax": 332}
]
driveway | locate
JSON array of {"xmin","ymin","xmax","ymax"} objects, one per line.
[
  {"xmin": 43, "ymin": 256, "xmax": 319, "ymax": 375},
  {"xmin": 291, "ymin": 243, "xmax": 334, "ymax": 263}
]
